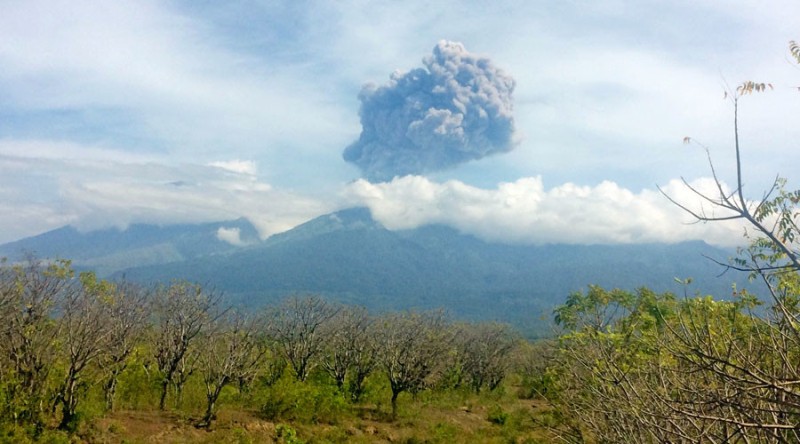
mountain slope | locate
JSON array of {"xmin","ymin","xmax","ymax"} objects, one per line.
[
  {"xmin": 0, "ymin": 218, "xmax": 260, "ymax": 276},
  {"xmin": 116, "ymin": 208, "xmax": 753, "ymax": 335}
]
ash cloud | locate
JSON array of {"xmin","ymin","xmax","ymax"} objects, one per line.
[{"xmin": 343, "ymin": 41, "xmax": 517, "ymax": 182}]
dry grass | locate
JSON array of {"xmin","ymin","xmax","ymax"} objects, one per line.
[{"xmin": 80, "ymin": 394, "xmax": 557, "ymax": 444}]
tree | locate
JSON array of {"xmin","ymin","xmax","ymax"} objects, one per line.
[
  {"xmin": 1, "ymin": 258, "xmax": 72, "ymax": 428},
  {"xmin": 151, "ymin": 281, "xmax": 223, "ymax": 410},
  {"xmin": 320, "ymin": 305, "xmax": 376, "ymax": 401},
  {"xmin": 197, "ymin": 310, "xmax": 266, "ymax": 428},
  {"xmin": 456, "ymin": 322, "xmax": 517, "ymax": 393},
  {"xmin": 373, "ymin": 310, "xmax": 451, "ymax": 418},
  {"xmin": 265, "ymin": 295, "xmax": 338, "ymax": 382},
  {"xmin": 546, "ymin": 42, "xmax": 800, "ymax": 442},
  {"xmin": 0, "ymin": 258, "xmax": 17, "ymax": 335},
  {"xmin": 98, "ymin": 280, "xmax": 148, "ymax": 412},
  {"xmin": 54, "ymin": 272, "xmax": 115, "ymax": 430}
]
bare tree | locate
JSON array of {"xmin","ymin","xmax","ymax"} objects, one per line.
[
  {"xmin": 0, "ymin": 258, "xmax": 17, "ymax": 334},
  {"xmin": 660, "ymin": 81, "xmax": 799, "ymax": 276},
  {"xmin": 320, "ymin": 305, "xmax": 377, "ymax": 401},
  {"xmin": 265, "ymin": 295, "xmax": 338, "ymax": 382},
  {"xmin": 98, "ymin": 280, "xmax": 149, "ymax": 412},
  {"xmin": 1, "ymin": 258, "xmax": 72, "ymax": 427},
  {"xmin": 54, "ymin": 272, "xmax": 119, "ymax": 430},
  {"xmin": 373, "ymin": 310, "xmax": 451, "ymax": 418},
  {"xmin": 457, "ymin": 322, "xmax": 517, "ymax": 393},
  {"xmin": 654, "ymin": 77, "xmax": 800, "ymax": 439},
  {"xmin": 197, "ymin": 310, "xmax": 266, "ymax": 428},
  {"xmin": 151, "ymin": 281, "xmax": 223, "ymax": 410}
]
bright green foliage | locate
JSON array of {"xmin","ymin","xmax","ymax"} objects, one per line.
[{"xmin": 550, "ymin": 277, "xmax": 800, "ymax": 442}]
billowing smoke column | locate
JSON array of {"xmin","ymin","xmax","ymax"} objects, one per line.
[{"xmin": 343, "ymin": 41, "xmax": 517, "ymax": 182}]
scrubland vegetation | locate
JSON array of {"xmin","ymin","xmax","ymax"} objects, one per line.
[
  {"xmin": 0, "ymin": 257, "xmax": 564, "ymax": 443},
  {"xmin": 2, "ymin": 44, "xmax": 799, "ymax": 444}
]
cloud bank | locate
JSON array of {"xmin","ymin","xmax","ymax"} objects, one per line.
[
  {"xmin": 0, "ymin": 139, "xmax": 333, "ymax": 244},
  {"xmin": 344, "ymin": 175, "xmax": 747, "ymax": 247},
  {"xmin": 343, "ymin": 41, "xmax": 517, "ymax": 181}
]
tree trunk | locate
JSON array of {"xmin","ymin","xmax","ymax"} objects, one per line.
[
  {"xmin": 175, "ymin": 381, "xmax": 184, "ymax": 409},
  {"xmin": 159, "ymin": 379, "xmax": 169, "ymax": 410},
  {"xmin": 391, "ymin": 389, "xmax": 400, "ymax": 419},
  {"xmin": 201, "ymin": 399, "xmax": 216, "ymax": 428},
  {"xmin": 58, "ymin": 378, "xmax": 78, "ymax": 430},
  {"xmin": 58, "ymin": 368, "xmax": 80, "ymax": 430},
  {"xmin": 335, "ymin": 373, "xmax": 345, "ymax": 391},
  {"xmin": 201, "ymin": 383, "xmax": 226, "ymax": 428},
  {"xmin": 350, "ymin": 373, "xmax": 367, "ymax": 403},
  {"xmin": 104, "ymin": 373, "xmax": 119, "ymax": 411}
]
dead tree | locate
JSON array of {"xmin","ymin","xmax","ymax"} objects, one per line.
[
  {"xmin": 320, "ymin": 305, "xmax": 376, "ymax": 401},
  {"xmin": 151, "ymin": 281, "xmax": 223, "ymax": 410},
  {"xmin": 373, "ymin": 310, "xmax": 451, "ymax": 418},
  {"xmin": 197, "ymin": 310, "xmax": 266, "ymax": 428},
  {"xmin": 265, "ymin": 295, "xmax": 338, "ymax": 382},
  {"xmin": 1, "ymin": 258, "xmax": 71, "ymax": 427},
  {"xmin": 457, "ymin": 322, "xmax": 517, "ymax": 393},
  {"xmin": 54, "ymin": 272, "xmax": 118, "ymax": 430},
  {"xmin": 98, "ymin": 280, "xmax": 149, "ymax": 411}
]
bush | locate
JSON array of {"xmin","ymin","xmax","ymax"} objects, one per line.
[
  {"xmin": 487, "ymin": 404, "xmax": 509, "ymax": 425},
  {"xmin": 275, "ymin": 423, "xmax": 304, "ymax": 444},
  {"xmin": 257, "ymin": 375, "xmax": 347, "ymax": 424}
]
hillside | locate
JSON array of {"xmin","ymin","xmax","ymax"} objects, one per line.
[
  {"xmin": 0, "ymin": 218, "xmax": 259, "ymax": 276},
  {"xmin": 110, "ymin": 208, "xmax": 753, "ymax": 334}
]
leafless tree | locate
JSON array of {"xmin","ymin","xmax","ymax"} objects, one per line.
[
  {"xmin": 98, "ymin": 280, "xmax": 149, "ymax": 412},
  {"xmin": 197, "ymin": 310, "xmax": 266, "ymax": 428},
  {"xmin": 373, "ymin": 310, "xmax": 452, "ymax": 418},
  {"xmin": 54, "ymin": 272, "xmax": 119, "ymax": 430},
  {"xmin": 456, "ymin": 322, "xmax": 517, "ymax": 393},
  {"xmin": 0, "ymin": 258, "xmax": 17, "ymax": 334},
  {"xmin": 265, "ymin": 295, "xmax": 339, "ymax": 382},
  {"xmin": 151, "ymin": 281, "xmax": 223, "ymax": 410},
  {"xmin": 320, "ymin": 305, "xmax": 377, "ymax": 401},
  {"xmin": 660, "ymin": 81, "xmax": 799, "ymax": 277},
  {"xmin": 1, "ymin": 258, "xmax": 72, "ymax": 427}
]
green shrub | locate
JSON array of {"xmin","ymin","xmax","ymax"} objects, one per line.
[
  {"xmin": 257, "ymin": 375, "xmax": 347, "ymax": 424},
  {"xmin": 487, "ymin": 404, "xmax": 509, "ymax": 425},
  {"xmin": 275, "ymin": 423, "xmax": 304, "ymax": 444}
]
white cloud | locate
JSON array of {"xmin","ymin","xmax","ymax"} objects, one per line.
[
  {"xmin": 0, "ymin": 138, "xmax": 334, "ymax": 243},
  {"xmin": 1, "ymin": 0, "xmax": 798, "ymax": 248},
  {"xmin": 58, "ymin": 171, "xmax": 330, "ymax": 240},
  {"xmin": 0, "ymin": 0, "xmax": 355, "ymax": 170},
  {"xmin": 344, "ymin": 175, "xmax": 747, "ymax": 247},
  {"xmin": 208, "ymin": 160, "xmax": 258, "ymax": 176},
  {"xmin": 216, "ymin": 227, "xmax": 246, "ymax": 246}
]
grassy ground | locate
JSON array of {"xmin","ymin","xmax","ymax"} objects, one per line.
[{"xmin": 75, "ymin": 386, "xmax": 557, "ymax": 443}]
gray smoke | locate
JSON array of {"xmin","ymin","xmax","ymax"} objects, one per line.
[{"xmin": 343, "ymin": 41, "xmax": 517, "ymax": 182}]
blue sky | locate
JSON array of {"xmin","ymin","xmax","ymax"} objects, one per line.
[{"xmin": 1, "ymin": 0, "xmax": 799, "ymax": 246}]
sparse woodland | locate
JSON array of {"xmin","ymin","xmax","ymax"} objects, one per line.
[
  {"xmin": 2, "ymin": 44, "xmax": 800, "ymax": 444},
  {"xmin": 0, "ymin": 261, "xmax": 541, "ymax": 443}
]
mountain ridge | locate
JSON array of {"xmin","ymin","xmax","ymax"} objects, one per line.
[
  {"xmin": 0, "ymin": 218, "xmax": 260, "ymax": 276},
  {"xmin": 0, "ymin": 208, "xmax": 754, "ymax": 335}
]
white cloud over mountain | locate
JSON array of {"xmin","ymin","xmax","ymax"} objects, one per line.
[
  {"xmin": 0, "ymin": 0, "xmax": 798, "ymax": 247},
  {"xmin": 345, "ymin": 175, "xmax": 746, "ymax": 246}
]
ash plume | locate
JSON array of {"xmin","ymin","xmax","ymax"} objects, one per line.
[{"xmin": 343, "ymin": 41, "xmax": 517, "ymax": 182}]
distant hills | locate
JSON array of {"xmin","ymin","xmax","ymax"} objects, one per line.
[
  {"xmin": 0, "ymin": 218, "xmax": 259, "ymax": 276},
  {"xmin": 0, "ymin": 207, "xmax": 757, "ymax": 336}
]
